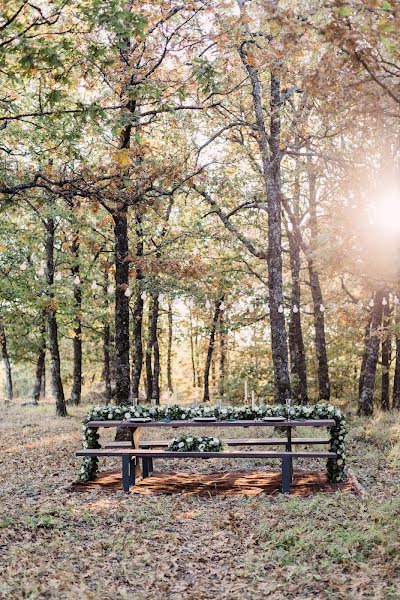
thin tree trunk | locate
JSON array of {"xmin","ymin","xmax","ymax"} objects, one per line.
[
  {"xmin": 33, "ymin": 314, "xmax": 46, "ymax": 403},
  {"xmin": 131, "ymin": 214, "xmax": 144, "ymax": 401},
  {"xmin": 102, "ymin": 270, "xmax": 112, "ymax": 401},
  {"xmin": 237, "ymin": 15, "xmax": 290, "ymax": 403},
  {"xmin": 41, "ymin": 359, "xmax": 46, "ymax": 399},
  {"xmin": 145, "ymin": 298, "xmax": 153, "ymax": 402},
  {"xmin": 307, "ymin": 161, "xmax": 330, "ymax": 401},
  {"xmin": 146, "ymin": 292, "xmax": 160, "ymax": 403},
  {"xmin": 113, "ymin": 210, "xmax": 130, "ymax": 404},
  {"xmin": 0, "ymin": 322, "xmax": 13, "ymax": 403},
  {"xmin": 70, "ymin": 234, "xmax": 82, "ymax": 405},
  {"xmin": 285, "ymin": 214, "xmax": 308, "ymax": 403},
  {"xmin": 359, "ymin": 316, "xmax": 372, "ymax": 397},
  {"xmin": 45, "ymin": 217, "xmax": 67, "ymax": 417},
  {"xmin": 393, "ymin": 305, "xmax": 400, "ymax": 409},
  {"xmin": 219, "ymin": 305, "xmax": 226, "ymax": 398},
  {"xmin": 103, "ymin": 323, "xmax": 112, "ymax": 401},
  {"xmin": 203, "ymin": 296, "xmax": 223, "ymax": 402},
  {"xmin": 151, "ymin": 295, "xmax": 160, "ymax": 405},
  {"xmin": 195, "ymin": 329, "xmax": 201, "ymax": 388},
  {"xmin": 189, "ymin": 308, "xmax": 197, "ymax": 388},
  {"xmin": 358, "ymin": 288, "xmax": 384, "ymax": 416},
  {"xmin": 381, "ymin": 300, "xmax": 391, "ymax": 410},
  {"xmin": 167, "ymin": 300, "xmax": 173, "ymax": 393}
]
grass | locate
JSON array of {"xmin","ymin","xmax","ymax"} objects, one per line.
[{"xmin": 0, "ymin": 402, "xmax": 399, "ymax": 599}]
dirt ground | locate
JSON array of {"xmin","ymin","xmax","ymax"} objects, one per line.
[{"xmin": 0, "ymin": 402, "xmax": 399, "ymax": 600}]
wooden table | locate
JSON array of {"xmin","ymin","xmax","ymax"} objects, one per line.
[{"xmin": 86, "ymin": 418, "xmax": 336, "ymax": 484}]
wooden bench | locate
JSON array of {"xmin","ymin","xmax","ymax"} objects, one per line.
[{"xmin": 76, "ymin": 448, "xmax": 336, "ymax": 494}]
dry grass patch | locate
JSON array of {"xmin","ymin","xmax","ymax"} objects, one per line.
[{"xmin": 0, "ymin": 402, "xmax": 399, "ymax": 600}]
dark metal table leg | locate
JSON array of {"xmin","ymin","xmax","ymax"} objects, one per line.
[
  {"xmin": 122, "ymin": 455, "xmax": 131, "ymax": 492},
  {"xmin": 282, "ymin": 456, "xmax": 291, "ymax": 494}
]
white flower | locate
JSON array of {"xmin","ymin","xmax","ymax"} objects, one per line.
[
  {"xmin": 108, "ymin": 414, "xmax": 113, "ymax": 419},
  {"xmin": 124, "ymin": 413, "xmax": 131, "ymax": 419},
  {"xmin": 178, "ymin": 442, "xmax": 184, "ymax": 448},
  {"xmin": 187, "ymin": 438, "xmax": 193, "ymax": 444}
]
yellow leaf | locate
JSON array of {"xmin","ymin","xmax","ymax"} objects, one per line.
[{"xmin": 114, "ymin": 149, "xmax": 132, "ymax": 167}]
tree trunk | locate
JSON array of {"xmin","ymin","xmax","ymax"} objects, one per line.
[
  {"xmin": 203, "ymin": 296, "xmax": 223, "ymax": 402},
  {"xmin": 151, "ymin": 295, "xmax": 161, "ymax": 404},
  {"xmin": 0, "ymin": 322, "xmax": 13, "ymax": 403},
  {"xmin": 393, "ymin": 311, "xmax": 400, "ymax": 409},
  {"xmin": 219, "ymin": 305, "xmax": 226, "ymax": 398},
  {"xmin": 146, "ymin": 292, "xmax": 160, "ymax": 403},
  {"xmin": 70, "ymin": 234, "xmax": 82, "ymax": 405},
  {"xmin": 45, "ymin": 217, "xmax": 67, "ymax": 417},
  {"xmin": 41, "ymin": 359, "xmax": 46, "ymax": 399},
  {"xmin": 145, "ymin": 298, "xmax": 153, "ymax": 402},
  {"xmin": 113, "ymin": 209, "xmax": 131, "ymax": 404},
  {"xmin": 238, "ymin": 27, "xmax": 290, "ymax": 403},
  {"xmin": 381, "ymin": 300, "xmax": 391, "ymax": 410},
  {"xmin": 307, "ymin": 161, "xmax": 330, "ymax": 401},
  {"xmin": 103, "ymin": 323, "xmax": 112, "ymax": 401},
  {"xmin": 33, "ymin": 314, "xmax": 46, "ymax": 403},
  {"xmin": 131, "ymin": 214, "xmax": 144, "ymax": 402},
  {"xmin": 359, "ymin": 316, "xmax": 372, "ymax": 398},
  {"xmin": 285, "ymin": 210, "xmax": 308, "ymax": 403},
  {"xmin": 167, "ymin": 300, "xmax": 173, "ymax": 393},
  {"xmin": 189, "ymin": 308, "xmax": 197, "ymax": 388},
  {"xmin": 358, "ymin": 288, "xmax": 384, "ymax": 416}
]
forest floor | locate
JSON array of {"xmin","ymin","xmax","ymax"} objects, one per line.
[{"xmin": 0, "ymin": 402, "xmax": 399, "ymax": 600}]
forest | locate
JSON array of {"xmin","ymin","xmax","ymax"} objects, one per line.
[{"xmin": 0, "ymin": 1, "xmax": 399, "ymax": 599}]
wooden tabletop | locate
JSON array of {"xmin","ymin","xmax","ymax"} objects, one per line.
[{"xmin": 87, "ymin": 419, "xmax": 336, "ymax": 429}]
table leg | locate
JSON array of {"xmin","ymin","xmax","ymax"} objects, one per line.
[
  {"xmin": 122, "ymin": 455, "xmax": 131, "ymax": 492},
  {"xmin": 281, "ymin": 456, "xmax": 291, "ymax": 494},
  {"xmin": 286, "ymin": 426, "xmax": 293, "ymax": 483},
  {"xmin": 132, "ymin": 427, "xmax": 142, "ymax": 479}
]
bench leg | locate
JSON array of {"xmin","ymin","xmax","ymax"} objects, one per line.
[
  {"xmin": 282, "ymin": 456, "xmax": 291, "ymax": 494},
  {"xmin": 129, "ymin": 457, "xmax": 136, "ymax": 487},
  {"xmin": 142, "ymin": 457, "xmax": 154, "ymax": 478}
]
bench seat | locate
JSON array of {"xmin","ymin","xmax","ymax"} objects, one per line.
[{"xmin": 76, "ymin": 448, "xmax": 336, "ymax": 493}]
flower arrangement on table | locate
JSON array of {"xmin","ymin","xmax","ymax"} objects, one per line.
[
  {"xmin": 168, "ymin": 434, "xmax": 224, "ymax": 452},
  {"xmin": 80, "ymin": 403, "xmax": 347, "ymax": 484}
]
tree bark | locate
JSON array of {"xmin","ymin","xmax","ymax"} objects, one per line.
[
  {"xmin": 238, "ymin": 18, "xmax": 290, "ymax": 403},
  {"xmin": 359, "ymin": 316, "xmax": 372, "ymax": 398},
  {"xmin": 285, "ymin": 171, "xmax": 308, "ymax": 404},
  {"xmin": 131, "ymin": 214, "xmax": 144, "ymax": 402},
  {"xmin": 146, "ymin": 292, "xmax": 160, "ymax": 403},
  {"xmin": 0, "ymin": 322, "xmax": 13, "ymax": 403},
  {"xmin": 167, "ymin": 300, "xmax": 173, "ymax": 393},
  {"xmin": 113, "ymin": 209, "xmax": 131, "ymax": 404},
  {"xmin": 151, "ymin": 294, "xmax": 161, "ymax": 404},
  {"xmin": 70, "ymin": 234, "xmax": 82, "ymax": 405},
  {"xmin": 103, "ymin": 322, "xmax": 112, "ymax": 401},
  {"xmin": 381, "ymin": 300, "xmax": 391, "ymax": 411},
  {"xmin": 307, "ymin": 161, "xmax": 330, "ymax": 401},
  {"xmin": 189, "ymin": 307, "xmax": 197, "ymax": 388},
  {"xmin": 203, "ymin": 296, "xmax": 223, "ymax": 402},
  {"xmin": 45, "ymin": 217, "xmax": 67, "ymax": 417},
  {"xmin": 33, "ymin": 314, "xmax": 46, "ymax": 403},
  {"xmin": 219, "ymin": 304, "xmax": 226, "ymax": 398},
  {"xmin": 358, "ymin": 288, "xmax": 384, "ymax": 416},
  {"xmin": 393, "ymin": 306, "xmax": 400, "ymax": 409}
]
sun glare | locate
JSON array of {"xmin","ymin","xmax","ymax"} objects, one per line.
[{"xmin": 374, "ymin": 187, "xmax": 400, "ymax": 234}]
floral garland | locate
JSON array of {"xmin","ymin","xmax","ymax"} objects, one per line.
[
  {"xmin": 80, "ymin": 403, "xmax": 347, "ymax": 483},
  {"xmin": 168, "ymin": 434, "xmax": 224, "ymax": 452}
]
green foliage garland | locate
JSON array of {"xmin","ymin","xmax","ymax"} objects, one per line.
[
  {"xmin": 168, "ymin": 434, "xmax": 224, "ymax": 452},
  {"xmin": 80, "ymin": 403, "xmax": 347, "ymax": 483}
]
